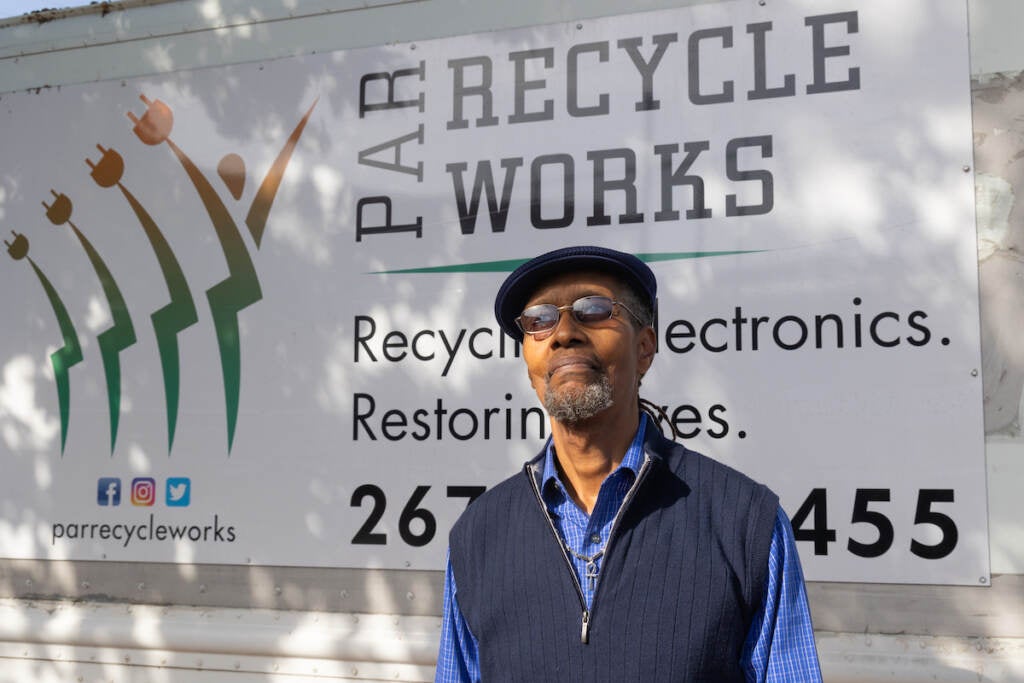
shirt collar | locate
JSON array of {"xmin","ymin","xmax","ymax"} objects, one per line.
[{"xmin": 541, "ymin": 412, "xmax": 649, "ymax": 498}]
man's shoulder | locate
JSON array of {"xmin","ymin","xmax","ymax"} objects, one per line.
[
  {"xmin": 470, "ymin": 465, "xmax": 532, "ymax": 506},
  {"xmin": 646, "ymin": 428, "xmax": 779, "ymax": 504},
  {"xmin": 449, "ymin": 462, "xmax": 535, "ymax": 537}
]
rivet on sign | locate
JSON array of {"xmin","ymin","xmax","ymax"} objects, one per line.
[
  {"xmin": 963, "ymin": 165, "xmax": 971, "ymax": 172},
  {"xmin": 410, "ymin": 44, "xmax": 416, "ymax": 50},
  {"xmin": 758, "ymin": 0, "xmax": 766, "ymax": 5},
  {"xmin": 980, "ymin": 576, "xmax": 988, "ymax": 584},
  {"xmin": 274, "ymin": 586, "xmax": 282, "ymax": 595},
  {"xmin": 199, "ymin": 583, "xmax": 207, "ymax": 593},
  {"xmin": 576, "ymin": 23, "xmax": 582, "ymax": 30},
  {"xmin": 407, "ymin": 591, "xmax": 415, "ymax": 601},
  {"xmin": 971, "ymin": 369, "xmax": 978, "ymax": 377}
]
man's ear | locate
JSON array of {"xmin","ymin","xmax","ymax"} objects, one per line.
[{"xmin": 637, "ymin": 325, "xmax": 656, "ymax": 377}]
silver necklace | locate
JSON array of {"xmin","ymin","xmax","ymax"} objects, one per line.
[{"xmin": 563, "ymin": 542, "xmax": 605, "ymax": 593}]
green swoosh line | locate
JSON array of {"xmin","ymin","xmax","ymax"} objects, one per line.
[
  {"xmin": 166, "ymin": 138, "xmax": 262, "ymax": 454},
  {"xmin": 70, "ymin": 222, "xmax": 137, "ymax": 456},
  {"xmin": 28, "ymin": 258, "xmax": 83, "ymax": 455},
  {"xmin": 368, "ymin": 250, "xmax": 765, "ymax": 274},
  {"xmin": 120, "ymin": 184, "xmax": 199, "ymax": 454}
]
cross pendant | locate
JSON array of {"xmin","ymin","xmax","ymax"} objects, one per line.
[{"xmin": 585, "ymin": 560, "xmax": 599, "ymax": 592}]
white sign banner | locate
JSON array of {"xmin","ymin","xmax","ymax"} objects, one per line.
[{"xmin": 0, "ymin": 0, "xmax": 986, "ymax": 584}]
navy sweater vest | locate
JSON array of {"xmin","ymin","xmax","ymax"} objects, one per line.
[{"xmin": 449, "ymin": 428, "xmax": 779, "ymax": 682}]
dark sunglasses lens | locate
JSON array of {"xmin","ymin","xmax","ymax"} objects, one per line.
[
  {"xmin": 572, "ymin": 297, "xmax": 615, "ymax": 323},
  {"xmin": 519, "ymin": 304, "xmax": 560, "ymax": 332}
]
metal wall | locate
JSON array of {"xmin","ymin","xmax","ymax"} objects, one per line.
[{"xmin": 0, "ymin": 0, "xmax": 1022, "ymax": 680}]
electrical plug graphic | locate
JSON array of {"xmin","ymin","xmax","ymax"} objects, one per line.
[
  {"xmin": 4, "ymin": 231, "xmax": 28, "ymax": 260},
  {"xmin": 42, "ymin": 190, "xmax": 73, "ymax": 226},
  {"xmin": 126, "ymin": 94, "xmax": 173, "ymax": 145},
  {"xmin": 86, "ymin": 144, "xmax": 125, "ymax": 188}
]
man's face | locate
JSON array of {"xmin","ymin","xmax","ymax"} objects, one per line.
[{"xmin": 520, "ymin": 270, "xmax": 655, "ymax": 424}]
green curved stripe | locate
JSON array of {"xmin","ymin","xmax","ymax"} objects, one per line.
[
  {"xmin": 634, "ymin": 250, "xmax": 765, "ymax": 263},
  {"xmin": 368, "ymin": 250, "xmax": 764, "ymax": 275},
  {"xmin": 28, "ymin": 258, "xmax": 83, "ymax": 455},
  {"xmin": 70, "ymin": 223, "xmax": 137, "ymax": 455},
  {"xmin": 120, "ymin": 184, "xmax": 199, "ymax": 454}
]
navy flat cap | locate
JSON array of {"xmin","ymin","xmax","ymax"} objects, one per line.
[{"xmin": 494, "ymin": 245, "xmax": 657, "ymax": 341}]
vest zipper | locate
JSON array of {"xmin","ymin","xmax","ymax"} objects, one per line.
[
  {"xmin": 525, "ymin": 452, "xmax": 656, "ymax": 645},
  {"xmin": 527, "ymin": 466, "xmax": 589, "ymax": 641}
]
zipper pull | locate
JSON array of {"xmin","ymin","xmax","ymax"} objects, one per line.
[{"xmin": 581, "ymin": 610, "xmax": 591, "ymax": 644}]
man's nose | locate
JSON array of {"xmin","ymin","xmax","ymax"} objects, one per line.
[{"xmin": 549, "ymin": 308, "xmax": 586, "ymax": 345}]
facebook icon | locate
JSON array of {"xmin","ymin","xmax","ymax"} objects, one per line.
[{"xmin": 97, "ymin": 478, "xmax": 121, "ymax": 506}]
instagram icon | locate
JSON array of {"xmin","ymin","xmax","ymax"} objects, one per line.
[{"xmin": 131, "ymin": 478, "xmax": 156, "ymax": 506}]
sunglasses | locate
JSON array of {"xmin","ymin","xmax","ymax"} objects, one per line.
[{"xmin": 515, "ymin": 296, "xmax": 645, "ymax": 339}]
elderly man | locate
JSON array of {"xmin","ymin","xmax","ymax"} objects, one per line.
[{"xmin": 436, "ymin": 245, "xmax": 822, "ymax": 682}]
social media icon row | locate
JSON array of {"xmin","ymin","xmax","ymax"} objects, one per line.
[{"xmin": 97, "ymin": 477, "xmax": 191, "ymax": 507}]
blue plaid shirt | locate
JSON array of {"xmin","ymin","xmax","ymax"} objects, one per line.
[{"xmin": 437, "ymin": 415, "xmax": 822, "ymax": 682}]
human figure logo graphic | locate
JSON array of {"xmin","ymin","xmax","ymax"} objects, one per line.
[
  {"xmin": 86, "ymin": 143, "xmax": 198, "ymax": 454},
  {"xmin": 5, "ymin": 93, "xmax": 317, "ymax": 456},
  {"xmin": 125, "ymin": 93, "xmax": 318, "ymax": 453},
  {"xmin": 42, "ymin": 189, "xmax": 137, "ymax": 456},
  {"xmin": 6, "ymin": 230, "xmax": 83, "ymax": 455}
]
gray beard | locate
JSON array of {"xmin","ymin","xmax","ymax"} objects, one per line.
[{"xmin": 543, "ymin": 374, "xmax": 614, "ymax": 424}]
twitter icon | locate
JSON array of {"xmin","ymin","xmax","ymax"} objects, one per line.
[{"xmin": 166, "ymin": 478, "xmax": 191, "ymax": 507}]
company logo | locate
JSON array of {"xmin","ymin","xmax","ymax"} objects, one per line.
[
  {"xmin": 166, "ymin": 477, "xmax": 191, "ymax": 507},
  {"xmin": 97, "ymin": 477, "xmax": 121, "ymax": 506},
  {"xmin": 6, "ymin": 94, "xmax": 318, "ymax": 456},
  {"xmin": 130, "ymin": 477, "xmax": 156, "ymax": 506}
]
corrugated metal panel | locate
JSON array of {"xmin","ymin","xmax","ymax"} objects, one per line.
[{"xmin": 1, "ymin": 600, "xmax": 1023, "ymax": 682}]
